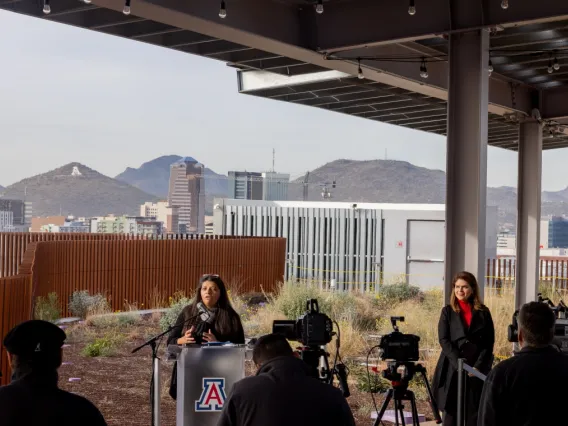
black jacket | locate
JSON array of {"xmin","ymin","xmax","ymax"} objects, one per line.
[
  {"xmin": 0, "ymin": 371, "xmax": 107, "ymax": 426},
  {"xmin": 217, "ymin": 356, "xmax": 355, "ymax": 426},
  {"xmin": 167, "ymin": 304, "xmax": 245, "ymax": 400},
  {"xmin": 478, "ymin": 345, "xmax": 568, "ymax": 426},
  {"xmin": 432, "ymin": 304, "xmax": 495, "ymax": 418}
]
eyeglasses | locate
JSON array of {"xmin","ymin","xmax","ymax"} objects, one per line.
[{"xmin": 202, "ymin": 274, "xmax": 220, "ymax": 279}]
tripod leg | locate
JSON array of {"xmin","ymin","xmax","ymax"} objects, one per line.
[
  {"xmin": 398, "ymin": 398, "xmax": 406, "ymax": 426},
  {"xmin": 373, "ymin": 389, "xmax": 394, "ymax": 426},
  {"xmin": 394, "ymin": 399, "xmax": 400, "ymax": 426},
  {"xmin": 408, "ymin": 391, "xmax": 420, "ymax": 426}
]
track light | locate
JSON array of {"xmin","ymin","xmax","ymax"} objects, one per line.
[
  {"xmin": 501, "ymin": 0, "xmax": 509, "ymax": 9},
  {"xmin": 123, "ymin": 0, "xmax": 130, "ymax": 15},
  {"xmin": 488, "ymin": 59, "xmax": 494, "ymax": 75},
  {"xmin": 43, "ymin": 0, "xmax": 51, "ymax": 14},
  {"xmin": 420, "ymin": 60, "xmax": 428, "ymax": 79},
  {"xmin": 219, "ymin": 1, "xmax": 227, "ymax": 18},
  {"xmin": 548, "ymin": 59, "xmax": 554, "ymax": 74},
  {"xmin": 358, "ymin": 60, "xmax": 364, "ymax": 79},
  {"xmin": 408, "ymin": 0, "xmax": 416, "ymax": 15},
  {"xmin": 316, "ymin": 0, "xmax": 323, "ymax": 14},
  {"xmin": 83, "ymin": 0, "xmax": 92, "ymax": 4},
  {"xmin": 554, "ymin": 57, "xmax": 560, "ymax": 71}
]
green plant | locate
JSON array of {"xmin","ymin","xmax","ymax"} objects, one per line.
[
  {"xmin": 34, "ymin": 293, "xmax": 61, "ymax": 322},
  {"xmin": 160, "ymin": 294, "xmax": 193, "ymax": 331},
  {"xmin": 378, "ymin": 282, "xmax": 423, "ymax": 304},
  {"xmin": 69, "ymin": 291, "xmax": 110, "ymax": 318},
  {"xmin": 82, "ymin": 334, "xmax": 118, "ymax": 357}
]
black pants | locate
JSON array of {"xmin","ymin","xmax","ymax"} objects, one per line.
[{"xmin": 443, "ymin": 411, "xmax": 478, "ymax": 426}]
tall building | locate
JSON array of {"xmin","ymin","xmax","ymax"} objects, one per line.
[
  {"xmin": 0, "ymin": 199, "xmax": 31, "ymax": 231},
  {"xmin": 547, "ymin": 216, "xmax": 568, "ymax": 248},
  {"xmin": 0, "ymin": 211, "xmax": 14, "ymax": 232},
  {"xmin": 228, "ymin": 171, "xmax": 263, "ymax": 200},
  {"xmin": 140, "ymin": 201, "xmax": 179, "ymax": 234},
  {"xmin": 0, "ymin": 199, "xmax": 31, "ymax": 226},
  {"xmin": 261, "ymin": 172, "xmax": 290, "ymax": 201},
  {"xmin": 168, "ymin": 157, "xmax": 205, "ymax": 234}
]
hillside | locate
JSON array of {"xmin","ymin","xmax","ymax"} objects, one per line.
[
  {"xmin": 289, "ymin": 159, "xmax": 446, "ymax": 203},
  {"xmin": 0, "ymin": 163, "xmax": 158, "ymax": 217},
  {"xmin": 115, "ymin": 155, "xmax": 228, "ymax": 198},
  {"xmin": 290, "ymin": 159, "xmax": 568, "ymax": 227}
]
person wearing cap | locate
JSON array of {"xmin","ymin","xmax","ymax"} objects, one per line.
[{"xmin": 0, "ymin": 320, "xmax": 107, "ymax": 426}]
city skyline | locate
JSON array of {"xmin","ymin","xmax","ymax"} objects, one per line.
[{"xmin": 0, "ymin": 11, "xmax": 567, "ymax": 191}]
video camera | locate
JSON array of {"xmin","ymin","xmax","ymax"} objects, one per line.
[
  {"xmin": 507, "ymin": 292, "xmax": 568, "ymax": 353},
  {"xmin": 273, "ymin": 299, "xmax": 334, "ymax": 347},
  {"xmin": 370, "ymin": 317, "xmax": 442, "ymax": 426},
  {"xmin": 378, "ymin": 316, "xmax": 420, "ymax": 364},
  {"xmin": 272, "ymin": 299, "xmax": 349, "ymax": 397}
]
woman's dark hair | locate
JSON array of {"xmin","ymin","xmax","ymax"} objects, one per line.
[
  {"xmin": 450, "ymin": 271, "xmax": 486, "ymax": 312},
  {"xmin": 187, "ymin": 274, "xmax": 241, "ymax": 337}
]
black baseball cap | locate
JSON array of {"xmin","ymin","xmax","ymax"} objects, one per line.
[{"xmin": 3, "ymin": 320, "xmax": 66, "ymax": 359}]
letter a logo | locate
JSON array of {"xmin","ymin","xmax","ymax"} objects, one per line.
[{"xmin": 195, "ymin": 378, "xmax": 226, "ymax": 412}]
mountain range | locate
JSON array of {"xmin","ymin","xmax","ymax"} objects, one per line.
[
  {"xmin": 2, "ymin": 156, "xmax": 568, "ymax": 226},
  {"xmin": 115, "ymin": 155, "xmax": 228, "ymax": 198}
]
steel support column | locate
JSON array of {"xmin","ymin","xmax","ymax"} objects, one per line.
[
  {"xmin": 444, "ymin": 30, "xmax": 489, "ymax": 303},
  {"xmin": 515, "ymin": 121, "xmax": 543, "ymax": 309}
]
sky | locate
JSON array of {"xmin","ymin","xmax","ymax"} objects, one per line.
[{"xmin": 0, "ymin": 11, "xmax": 566, "ymax": 191}]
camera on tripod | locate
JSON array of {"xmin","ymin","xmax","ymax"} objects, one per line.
[
  {"xmin": 508, "ymin": 292, "xmax": 568, "ymax": 353},
  {"xmin": 371, "ymin": 316, "xmax": 442, "ymax": 426},
  {"xmin": 273, "ymin": 299, "xmax": 333, "ymax": 346},
  {"xmin": 272, "ymin": 299, "xmax": 349, "ymax": 397}
]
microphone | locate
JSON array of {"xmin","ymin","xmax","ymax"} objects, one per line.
[
  {"xmin": 197, "ymin": 302, "xmax": 216, "ymax": 324},
  {"xmin": 194, "ymin": 302, "xmax": 217, "ymax": 344}
]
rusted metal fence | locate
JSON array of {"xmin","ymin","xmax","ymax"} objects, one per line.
[
  {"xmin": 0, "ymin": 275, "xmax": 32, "ymax": 385},
  {"xmin": 0, "ymin": 233, "xmax": 257, "ymax": 279},
  {"xmin": 30, "ymin": 238, "xmax": 286, "ymax": 317}
]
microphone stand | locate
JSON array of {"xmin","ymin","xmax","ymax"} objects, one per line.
[{"xmin": 132, "ymin": 313, "xmax": 201, "ymax": 426}]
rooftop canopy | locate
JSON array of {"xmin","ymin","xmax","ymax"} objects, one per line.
[{"xmin": 2, "ymin": 0, "xmax": 568, "ymax": 149}]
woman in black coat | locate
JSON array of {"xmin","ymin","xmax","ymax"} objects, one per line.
[
  {"xmin": 167, "ymin": 274, "xmax": 245, "ymax": 399},
  {"xmin": 432, "ymin": 271, "xmax": 495, "ymax": 426}
]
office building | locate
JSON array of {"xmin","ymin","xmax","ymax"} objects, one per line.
[
  {"xmin": 214, "ymin": 199, "xmax": 498, "ymax": 290},
  {"xmin": 547, "ymin": 216, "xmax": 568, "ymax": 248},
  {"xmin": 168, "ymin": 157, "xmax": 205, "ymax": 234},
  {"xmin": 91, "ymin": 215, "xmax": 163, "ymax": 237},
  {"xmin": 0, "ymin": 211, "xmax": 14, "ymax": 232},
  {"xmin": 140, "ymin": 201, "xmax": 179, "ymax": 233},
  {"xmin": 0, "ymin": 199, "xmax": 32, "ymax": 228},
  {"xmin": 228, "ymin": 171, "xmax": 263, "ymax": 200},
  {"xmin": 261, "ymin": 172, "xmax": 290, "ymax": 201}
]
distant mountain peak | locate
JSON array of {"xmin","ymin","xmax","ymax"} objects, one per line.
[{"xmin": 1, "ymin": 162, "xmax": 157, "ymax": 217}]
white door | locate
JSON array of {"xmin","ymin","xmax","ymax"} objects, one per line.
[{"xmin": 407, "ymin": 220, "xmax": 445, "ymax": 290}]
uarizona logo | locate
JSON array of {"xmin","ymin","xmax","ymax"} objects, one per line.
[{"xmin": 195, "ymin": 378, "xmax": 227, "ymax": 412}]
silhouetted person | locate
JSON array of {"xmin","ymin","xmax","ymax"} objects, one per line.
[
  {"xmin": 0, "ymin": 320, "xmax": 107, "ymax": 426},
  {"xmin": 478, "ymin": 301, "xmax": 568, "ymax": 426},
  {"xmin": 217, "ymin": 333, "xmax": 355, "ymax": 426}
]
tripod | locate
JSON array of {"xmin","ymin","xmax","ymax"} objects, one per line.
[
  {"xmin": 372, "ymin": 363, "xmax": 441, "ymax": 426},
  {"xmin": 373, "ymin": 381, "xmax": 421, "ymax": 426}
]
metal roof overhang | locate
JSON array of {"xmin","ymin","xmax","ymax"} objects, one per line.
[{"xmin": 2, "ymin": 0, "xmax": 568, "ymax": 149}]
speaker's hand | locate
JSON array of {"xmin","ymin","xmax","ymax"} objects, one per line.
[{"xmin": 177, "ymin": 326, "xmax": 196, "ymax": 345}]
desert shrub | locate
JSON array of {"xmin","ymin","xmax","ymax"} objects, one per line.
[
  {"xmin": 379, "ymin": 282, "xmax": 423, "ymax": 304},
  {"xmin": 34, "ymin": 293, "xmax": 61, "ymax": 322},
  {"xmin": 350, "ymin": 363, "xmax": 390, "ymax": 394},
  {"xmin": 88, "ymin": 312, "xmax": 140, "ymax": 329},
  {"xmin": 69, "ymin": 291, "xmax": 110, "ymax": 318},
  {"xmin": 160, "ymin": 294, "xmax": 193, "ymax": 331},
  {"xmin": 82, "ymin": 333, "xmax": 120, "ymax": 357}
]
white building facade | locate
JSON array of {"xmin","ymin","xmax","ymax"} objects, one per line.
[{"xmin": 213, "ymin": 199, "xmax": 498, "ymax": 290}]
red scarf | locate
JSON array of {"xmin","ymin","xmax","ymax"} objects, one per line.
[{"xmin": 458, "ymin": 299, "xmax": 473, "ymax": 327}]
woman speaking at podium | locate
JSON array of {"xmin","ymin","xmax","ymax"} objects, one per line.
[
  {"xmin": 432, "ymin": 271, "xmax": 495, "ymax": 426},
  {"xmin": 167, "ymin": 274, "xmax": 245, "ymax": 399}
]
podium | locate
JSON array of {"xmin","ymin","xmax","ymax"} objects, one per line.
[{"xmin": 173, "ymin": 343, "xmax": 246, "ymax": 426}]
